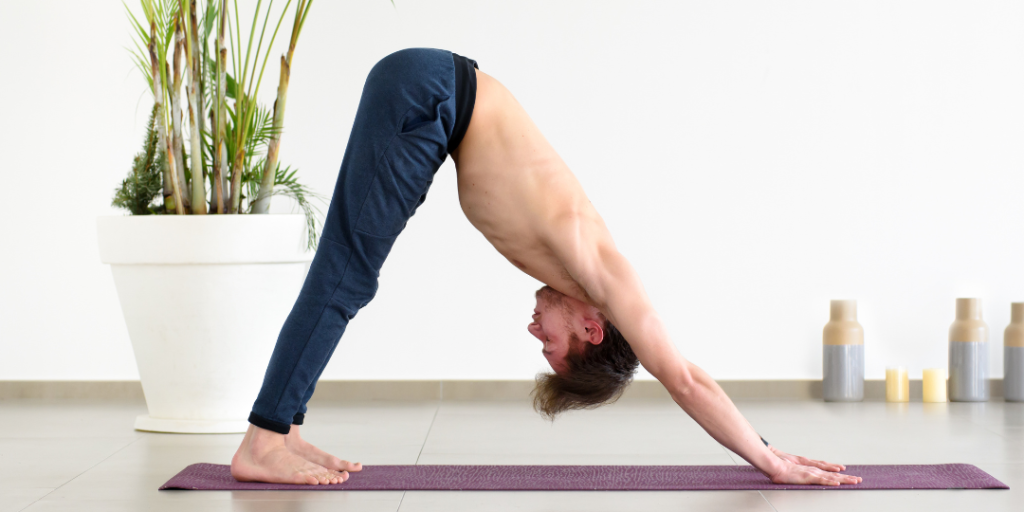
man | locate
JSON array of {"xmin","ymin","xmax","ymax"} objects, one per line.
[{"xmin": 231, "ymin": 48, "xmax": 862, "ymax": 487}]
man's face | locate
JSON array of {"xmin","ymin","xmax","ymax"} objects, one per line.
[{"xmin": 527, "ymin": 286, "xmax": 585, "ymax": 375}]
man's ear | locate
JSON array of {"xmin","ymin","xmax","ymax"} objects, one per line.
[{"xmin": 582, "ymin": 318, "xmax": 604, "ymax": 346}]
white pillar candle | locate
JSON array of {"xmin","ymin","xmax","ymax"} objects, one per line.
[
  {"xmin": 923, "ymin": 368, "xmax": 947, "ymax": 403},
  {"xmin": 886, "ymin": 366, "xmax": 909, "ymax": 402}
]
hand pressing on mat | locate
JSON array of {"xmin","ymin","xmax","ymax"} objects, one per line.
[
  {"xmin": 767, "ymin": 445, "xmax": 847, "ymax": 474},
  {"xmin": 767, "ymin": 458, "xmax": 863, "ymax": 486}
]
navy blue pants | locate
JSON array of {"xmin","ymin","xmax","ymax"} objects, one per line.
[{"xmin": 249, "ymin": 48, "xmax": 476, "ymax": 434}]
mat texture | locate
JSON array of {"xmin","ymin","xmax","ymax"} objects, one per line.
[{"xmin": 160, "ymin": 463, "xmax": 1008, "ymax": 491}]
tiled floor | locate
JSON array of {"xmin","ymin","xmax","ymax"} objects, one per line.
[{"xmin": 1, "ymin": 398, "xmax": 1020, "ymax": 511}]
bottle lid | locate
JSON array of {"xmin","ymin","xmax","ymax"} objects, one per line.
[
  {"xmin": 830, "ymin": 300, "xmax": 857, "ymax": 321},
  {"xmin": 950, "ymin": 298, "xmax": 987, "ymax": 343},
  {"xmin": 823, "ymin": 300, "xmax": 863, "ymax": 345},
  {"xmin": 956, "ymin": 298, "xmax": 982, "ymax": 320},
  {"xmin": 1006, "ymin": 303, "xmax": 1024, "ymax": 347}
]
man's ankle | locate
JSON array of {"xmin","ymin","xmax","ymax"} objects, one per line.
[{"xmin": 250, "ymin": 424, "xmax": 288, "ymax": 446}]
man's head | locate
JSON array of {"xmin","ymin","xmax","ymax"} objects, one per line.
[{"xmin": 527, "ymin": 286, "xmax": 639, "ymax": 419}]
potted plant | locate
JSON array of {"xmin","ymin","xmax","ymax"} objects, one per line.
[{"xmin": 97, "ymin": 0, "xmax": 322, "ymax": 433}]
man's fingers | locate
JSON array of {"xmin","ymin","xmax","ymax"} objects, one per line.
[
  {"xmin": 769, "ymin": 460, "xmax": 863, "ymax": 487},
  {"xmin": 782, "ymin": 452, "xmax": 841, "ymax": 472},
  {"xmin": 814, "ymin": 469, "xmax": 862, "ymax": 486},
  {"xmin": 790, "ymin": 454, "xmax": 845, "ymax": 472},
  {"xmin": 803, "ymin": 458, "xmax": 845, "ymax": 472},
  {"xmin": 838, "ymin": 474, "xmax": 862, "ymax": 485},
  {"xmin": 810, "ymin": 471, "xmax": 841, "ymax": 486},
  {"xmin": 805, "ymin": 466, "xmax": 862, "ymax": 486}
]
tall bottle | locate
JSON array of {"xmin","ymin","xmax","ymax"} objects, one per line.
[
  {"xmin": 948, "ymin": 298, "xmax": 989, "ymax": 402},
  {"xmin": 823, "ymin": 300, "xmax": 864, "ymax": 402},
  {"xmin": 1004, "ymin": 302, "xmax": 1024, "ymax": 402}
]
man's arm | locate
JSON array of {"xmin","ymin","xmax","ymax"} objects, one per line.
[{"xmin": 548, "ymin": 213, "xmax": 859, "ymax": 486}]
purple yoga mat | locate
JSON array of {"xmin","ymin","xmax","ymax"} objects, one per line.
[{"xmin": 160, "ymin": 463, "xmax": 1007, "ymax": 491}]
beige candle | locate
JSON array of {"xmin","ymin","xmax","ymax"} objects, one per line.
[
  {"xmin": 923, "ymin": 368, "xmax": 947, "ymax": 403},
  {"xmin": 886, "ymin": 366, "xmax": 909, "ymax": 402}
]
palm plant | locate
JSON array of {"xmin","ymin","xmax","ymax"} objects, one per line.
[{"xmin": 118, "ymin": 0, "xmax": 322, "ymax": 249}]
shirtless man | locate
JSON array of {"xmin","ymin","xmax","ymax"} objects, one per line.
[{"xmin": 231, "ymin": 48, "xmax": 862, "ymax": 487}]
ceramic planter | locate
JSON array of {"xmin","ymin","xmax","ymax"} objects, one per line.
[{"xmin": 97, "ymin": 214, "xmax": 312, "ymax": 433}]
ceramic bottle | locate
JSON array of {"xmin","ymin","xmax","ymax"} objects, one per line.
[
  {"xmin": 823, "ymin": 300, "xmax": 864, "ymax": 402},
  {"xmin": 948, "ymin": 298, "xmax": 989, "ymax": 402},
  {"xmin": 1004, "ymin": 302, "xmax": 1024, "ymax": 402}
]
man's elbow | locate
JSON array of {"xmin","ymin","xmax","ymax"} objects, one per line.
[{"xmin": 665, "ymin": 362, "xmax": 700, "ymax": 403}]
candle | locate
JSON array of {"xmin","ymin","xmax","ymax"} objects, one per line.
[
  {"xmin": 923, "ymin": 368, "xmax": 947, "ymax": 403},
  {"xmin": 886, "ymin": 366, "xmax": 909, "ymax": 402}
]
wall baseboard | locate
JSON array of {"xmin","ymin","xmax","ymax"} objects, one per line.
[
  {"xmin": 0, "ymin": 381, "xmax": 146, "ymax": 400},
  {"xmin": 0, "ymin": 379, "xmax": 1006, "ymax": 402}
]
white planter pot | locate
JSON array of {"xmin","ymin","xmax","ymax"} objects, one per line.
[{"xmin": 97, "ymin": 215, "xmax": 313, "ymax": 433}]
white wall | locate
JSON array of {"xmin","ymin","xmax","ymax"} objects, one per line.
[{"xmin": 2, "ymin": 1, "xmax": 1023, "ymax": 382}]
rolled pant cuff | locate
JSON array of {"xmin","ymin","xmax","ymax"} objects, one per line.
[
  {"xmin": 292, "ymin": 412, "xmax": 304, "ymax": 426},
  {"xmin": 248, "ymin": 412, "xmax": 291, "ymax": 435}
]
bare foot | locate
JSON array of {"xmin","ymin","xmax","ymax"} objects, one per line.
[
  {"xmin": 231, "ymin": 424, "xmax": 348, "ymax": 485},
  {"xmin": 286, "ymin": 425, "xmax": 363, "ymax": 474}
]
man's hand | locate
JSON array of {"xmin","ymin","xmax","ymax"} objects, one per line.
[
  {"xmin": 765, "ymin": 446, "xmax": 862, "ymax": 486},
  {"xmin": 768, "ymin": 445, "xmax": 847, "ymax": 473}
]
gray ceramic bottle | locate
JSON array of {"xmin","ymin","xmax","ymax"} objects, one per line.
[
  {"xmin": 948, "ymin": 298, "xmax": 989, "ymax": 402},
  {"xmin": 823, "ymin": 300, "xmax": 864, "ymax": 402},
  {"xmin": 1004, "ymin": 302, "xmax": 1024, "ymax": 402}
]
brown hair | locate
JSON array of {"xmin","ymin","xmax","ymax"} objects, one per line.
[{"xmin": 531, "ymin": 320, "xmax": 639, "ymax": 420}]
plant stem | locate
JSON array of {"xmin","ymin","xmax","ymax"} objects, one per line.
[
  {"xmin": 186, "ymin": 0, "xmax": 207, "ymax": 214},
  {"xmin": 150, "ymin": 20, "xmax": 185, "ymax": 215},
  {"xmin": 213, "ymin": 0, "xmax": 228, "ymax": 213},
  {"xmin": 249, "ymin": 55, "xmax": 288, "ymax": 214},
  {"xmin": 252, "ymin": 0, "xmax": 310, "ymax": 214},
  {"xmin": 170, "ymin": 16, "xmax": 190, "ymax": 211},
  {"xmin": 229, "ymin": 140, "xmax": 245, "ymax": 213}
]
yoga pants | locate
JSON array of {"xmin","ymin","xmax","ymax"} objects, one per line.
[{"xmin": 249, "ymin": 48, "xmax": 478, "ymax": 434}]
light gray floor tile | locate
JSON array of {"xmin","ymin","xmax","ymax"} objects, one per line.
[
  {"xmin": 308, "ymin": 447, "xmax": 423, "ymax": 465},
  {"xmin": 763, "ymin": 489, "xmax": 1015, "ymax": 512},
  {"xmin": 22, "ymin": 496, "xmax": 403, "ymax": 512},
  {"xmin": 41, "ymin": 414, "xmax": 430, "ymax": 502},
  {"xmin": 422, "ymin": 408, "xmax": 722, "ymax": 456},
  {"xmin": 752, "ymin": 421, "xmax": 1019, "ymax": 464},
  {"xmin": 0, "ymin": 400, "xmax": 145, "ymax": 439},
  {"xmin": 397, "ymin": 490, "xmax": 775, "ymax": 512},
  {"xmin": 437, "ymin": 399, "xmax": 682, "ymax": 417},
  {"xmin": 294, "ymin": 404, "xmax": 438, "ymax": 460},
  {"xmin": 762, "ymin": 460, "xmax": 1018, "ymax": 512},
  {"xmin": 224, "ymin": 490, "xmax": 406, "ymax": 502},
  {"xmin": 0, "ymin": 437, "xmax": 138, "ymax": 489},
  {"xmin": 0, "ymin": 488, "xmax": 53, "ymax": 512},
  {"xmin": 732, "ymin": 400, "xmax": 1023, "ymax": 464},
  {"xmin": 43, "ymin": 435, "xmax": 411, "ymax": 501},
  {"xmin": 3, "ymin": 399, "xmax": 1023, "ymax": 511},
  {"xmin": 759, "ymin": 462, "xmax": 1018, "ymax": 511},
  {"xmin": 43, "ymin": 442, "xmax": 238, "ymax": 501}
]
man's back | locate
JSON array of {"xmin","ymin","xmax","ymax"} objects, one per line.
[{"xmin": 451, "ymin": 69, "xmax": 611, "ymax": 306}]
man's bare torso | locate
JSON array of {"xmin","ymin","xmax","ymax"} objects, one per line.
[{"xmin": 450, "ymin": 69, "xmax": 610, "ymax": 305}]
